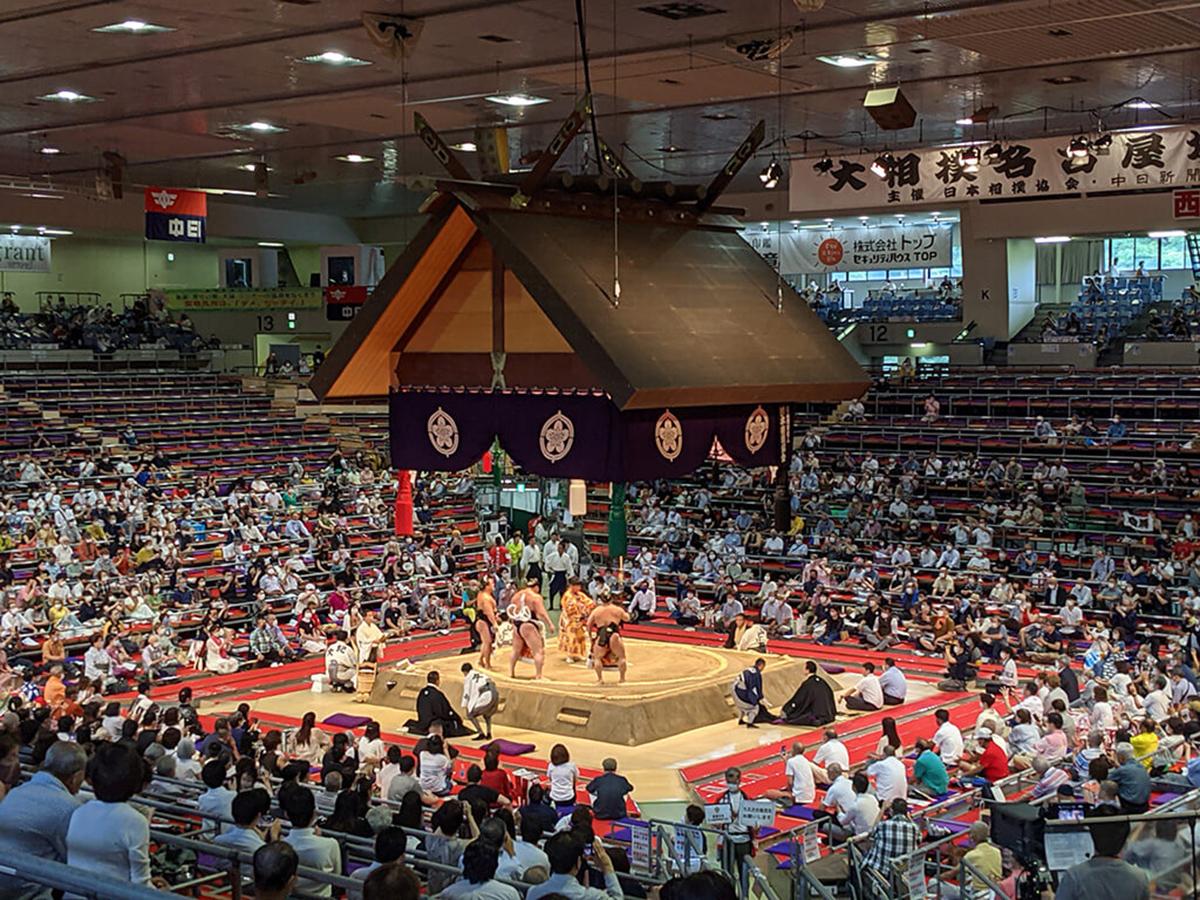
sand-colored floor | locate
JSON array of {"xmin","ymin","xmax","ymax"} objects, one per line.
[{"xmin": 245, "ymin": 662, "xmax": 941, "ymax": 802}]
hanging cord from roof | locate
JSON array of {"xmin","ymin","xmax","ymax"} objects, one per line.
[{"xmin": 574, "ymin": 0, "xmax": 605, "ymax": 176}]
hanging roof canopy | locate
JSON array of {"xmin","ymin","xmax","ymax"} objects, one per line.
[{"xmin": 310, "ymin": 182, "xmax": 867, "ymax": 409}]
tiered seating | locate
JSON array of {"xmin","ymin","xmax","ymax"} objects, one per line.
[
  {"xmin": 0, "ymin": 369, "xmax": 487, "ymax": 672},
  {"xmin": 836, "ymin": 290, "xmax": 961, "ymax": 324},
  {"xmin": 582, "ymin": 369, "xmax": 1200, "ymax": 644}
]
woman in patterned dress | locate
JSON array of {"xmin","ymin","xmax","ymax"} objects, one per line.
[{"xmin": 558, "ymin": 577, "xmax": 594, "ymax": 664}]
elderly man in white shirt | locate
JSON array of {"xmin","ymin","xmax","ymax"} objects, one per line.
[
  {"xmin": 812, "ymin": 727, "xmax": 850, "ymax": 772},
  {"xmin": 763, "ymin": 742, "xmax": 822, "ymax": 807}
]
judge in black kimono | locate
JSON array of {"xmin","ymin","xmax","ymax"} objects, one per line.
[
  {"xmin": 405, "ymin": 670, "xmax": 472, "ymax": 737},
  {"xmin": 781, "ymin": 661, "xmax": 837, "ymax": 726},
  {"xmin": 732, "ymin": 658, "xmax": 771, "ymax": 727}
]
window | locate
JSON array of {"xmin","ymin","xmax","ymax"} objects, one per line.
[
  {"xmin": 224, "ymin": 258, "xmax": 252, "ymax": 288},
  {"xmin": 867, "ymin": 270, "xmax": 888, "ymax": 281},
  {"xmin": 848, "ymin": 271, "xmax": 868, "ymax": 282},
  {"xmin": 1133, "ymin": 238, "xmax": 1159, "ymax": 271},
  {"xmin": 1161, "ymin": 236, "xmax": 1187, "ymax": 271},
  {"xmin": 1110, "ymin": 237, "xmax": 1136, "ymax": 272}
]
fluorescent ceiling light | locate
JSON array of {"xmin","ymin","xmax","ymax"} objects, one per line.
[
  {"xmin": 39, "ymin": 89, "xmax": 97, "ymax": 103},
  {"xmin": 485, "ymin": 93, "xmax": 550, "ymax": 107},
  {"xmin": 335, "ymin": 153, "xmax": 374, "ymax": 163},
  {"xmin": 37, "ymin": 227, "xmax": 72, "ymax": 236},
  {"xmin": 450, "ymin": 141, "xmax": 477, "ymax": 152},
  {"xmin": 39, "ymin": 147, "xmax": 61, "ymax": 155},
  {"xmin": 1127, "ymin": 100, "xmax": 1159, "ymax": 110},
  {"xmin": 817, "ymin": 53, "xmax": 880, "ymax": 68},
  {"xmin": 237, "ymin": 163, "xmax": 269, "ymax": 172},
  {"xmin": 955, "ymin": 117, "xmax": 974, "ymax": 126},
  {"xmin": 234, "ymin": 121, "xmax": 287, "ymax": 134},
  {"xmin": 93, "ymin": 20, "xmax": 174, "ymax": 33},
  {"xmin": 193, "ymin": 187, "xmax": 261, "ymax": 196},
  {"xmin": 258, "ymin": 241, "xmax": 285, "ymax": 248},
  {"xmin": 301, "ymin": 50, "xmax": 371, "ymax": 67},
  {"xmin": 1148, "ymin": 230, "xmax": 1186, "ymax": 238},
  {"xmin": 1034, "ymin": 235, "xmax": 1072, "ymax": 243}
]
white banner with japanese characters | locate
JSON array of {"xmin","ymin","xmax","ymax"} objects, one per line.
[
  {"xmin": 790, "ymin": 124, "xmax": 1200, "ymax": 213},
  {"xmin": 738, "ymin": 225, "xmax": 951, "ymax": 274},
  {"xmin": 781, "ymin": 225, "xmax": 950, "ymax": 273}
]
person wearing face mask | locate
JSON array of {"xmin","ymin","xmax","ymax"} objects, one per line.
[
  {"xmin": 0, "ymin": 739, "xmax": 88, "ymax": 895},
  {"xmin": 717, "ymin": 767, "xmax": 756, "ymax": 897}
]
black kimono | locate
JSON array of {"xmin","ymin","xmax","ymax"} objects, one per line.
[
  {"xmin": 405, "ymin": 684, "xmax": 473, "ymax": 737},
  {"xmin": 781, "ymin": 674, "xmax": 837, "ymax": 726}
]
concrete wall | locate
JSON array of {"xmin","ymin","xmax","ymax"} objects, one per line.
[
  {"xmin": 1123, "ymin": 341, "xmax": 1200, "ymax": 365},
  {"xmin": 1008, "ymin": 342, "xmax": 1098, "ymax": 368}
]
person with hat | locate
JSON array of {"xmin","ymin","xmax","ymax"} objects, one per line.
[{"xmin": 958, "ymin": 727, "xmax": 1010, "ymax": 784}]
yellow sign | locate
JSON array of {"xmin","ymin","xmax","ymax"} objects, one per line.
[{"xmin": 163, "ymin": 288, "xmax": 322, "ymax": 310}]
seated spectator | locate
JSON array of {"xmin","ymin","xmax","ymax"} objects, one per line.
[
  {"xmin": 526, "ymin": 831, "xmax": 624, "ymax": 899},
  {"xmin": 439, "ymin": 838, "xmax": 521, "ymax": 898},
  {"xmin": 362, "ymin": 862, "xmax": 422, "ymax": 900},
  {"xmin": 0, "ymin": 740, "xmax": 87, "ymax": 895},
  {"xmin": 841, "ymin": 662, "xmax": 884, "ymax": 711},
  {"xmin": 352, "ymin": 826, "xmax": 409, "ymax": 883},
  {"xmin": 281, "ymin": 784, "xmax": 342, "ymax": 898},
  {"xmin": 216, "ymin": 788, "xmax": 280, "ymax": 853},
  {"xmin": 498, "ymin": 813, "xmax": 552, "ymax": 883},
  {"xmin": 459, "ymin": 763, "xmax": 513, "ymax": 820},
  {"xmin": 911, "ymin": 739, "xmax": 949, "ymax": 797},
  {"xmin": 587, "ymin": 758, "xmax": 635, "ymax": 821},
  {"xmin": 66, "ymin": 741, "xmax": 156, "ymax": 888},
  {"xmin": 1055, "ymin": 808, "xmax": 1149, "ymax": 900},
  {"xmin": 253, "ymin": 841, "xmax": 300, "ymax": 900}
]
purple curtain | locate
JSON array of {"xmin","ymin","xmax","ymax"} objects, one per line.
[{"xmin": 388, "ymin": 389, "xmax": 779, "ymax": 479}]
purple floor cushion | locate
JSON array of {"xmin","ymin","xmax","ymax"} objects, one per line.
[
  {"xmin": 322, "ymin": 713, "xmax": 373, "ymax": 729},
  {"xmin": 782, "ymin": 804, "xmax": 819, "ymax": 820},
  {"xmin": 820, "ymin": 663, "xmax": 846, "ymax": 675},
  {"xmin": 483, "ymin": 738, "xmax": 536, "ymax": 756}
]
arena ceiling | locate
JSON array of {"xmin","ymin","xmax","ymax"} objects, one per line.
[{"xmin": 4, "ymin": 0, "xmax": 1200, "ymax": 216}]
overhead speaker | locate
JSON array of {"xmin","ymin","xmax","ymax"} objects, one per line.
[{"xmin": 864, "ymin": 86, "xmax": 916, "ymax": 131}]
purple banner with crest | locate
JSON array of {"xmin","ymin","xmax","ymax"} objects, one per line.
[{"xmin": 388, "ymin": 389, "xmax": 779, "ymax": 480}]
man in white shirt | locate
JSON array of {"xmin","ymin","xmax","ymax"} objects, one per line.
[
  {"xmin": 626, "ymin": 580, "xmax": 657, "ymax": 623},
  {"xmin": 497, "ymin": 817, "xmax": 552, "ymax": 883},
  {"xmin": 829, "ymin": 772, "xmax": 880, "ymax": 842},
  {"xmin": 526, "ymin": 831, "xmax": 623, "ymax": 899},
  {"xmin": 281, "ymin": 786, "xmax": 341, "ymax": 898},
  {"xmin": 215, "ymin": 789, "xmax": 279, "ymax": 854},
  {"xmin": 763, "ymin": 742, "xmax": 819, "ymax": 806},
  {"xmin": 813, "ymin": 727, "xmax": 850, "ymax": 772},
  {"xmin": 821, "ymin": 763, "xmax": 855, "ymax": 822},
  {"xmin": 867, "ymin": 748, "xmax": 908, "ymax": 803},
  {"xmin": 843, "ymin": 662, "xmax": 884, "ymax": 711},
  {"xmin": 197, "ymin": 761, "xmax": 236, "ymax": 835},
  {"xmin": 932, "ymin": 709, "xmax": 964, "ymax": 766},
  {"xmin": 879, "ymin": 658, "xmax": 908, "ymax": 705}
]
